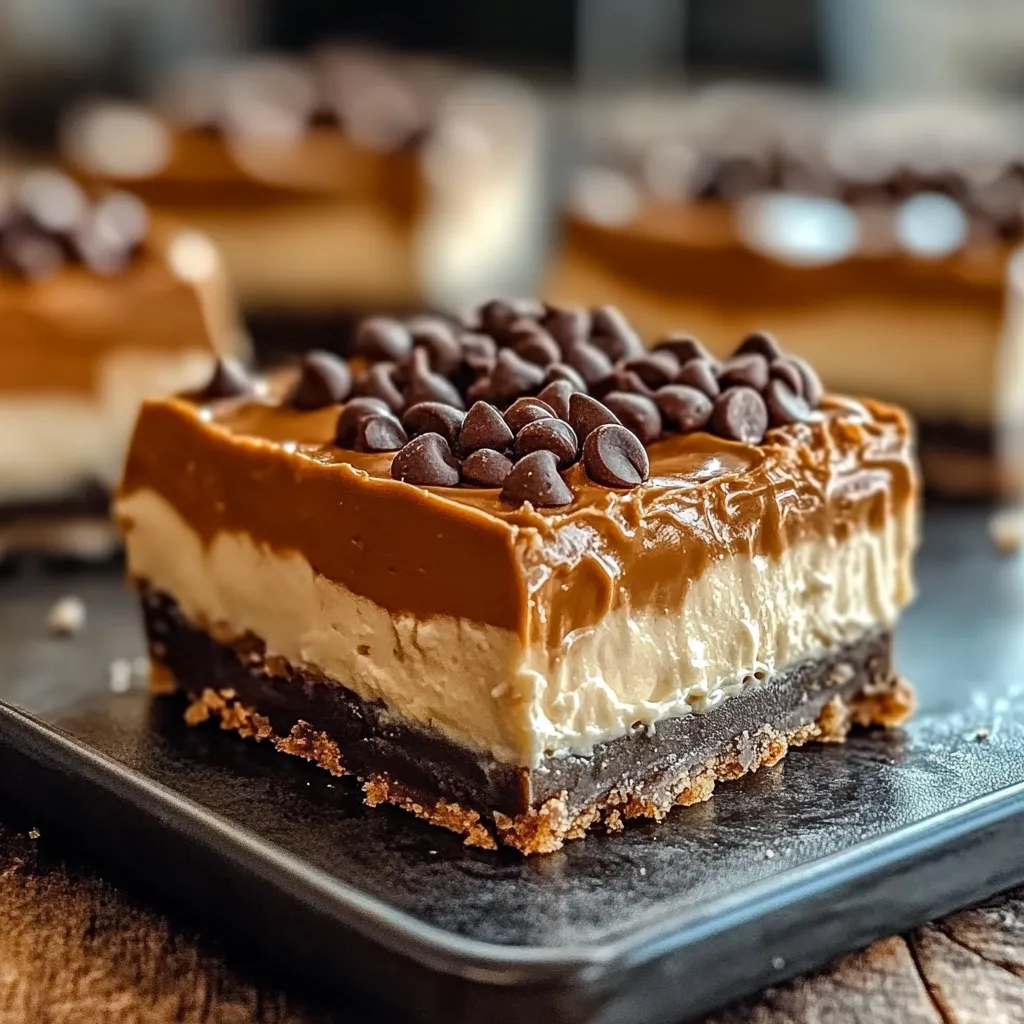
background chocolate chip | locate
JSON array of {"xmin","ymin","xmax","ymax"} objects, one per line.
[
  {"xmin": 356, "ymin": 414, "xmax": 409, "ymax": 453},
  {"xmin": 355, "ymin": 362, "xmax": 404, "ymax": 413},
  {"xmin": 537, "ymin": 379, "xmax": 576, "ymax": 420},
  {"xmin": 460, "ymin": 400, "xmax": 514, "ymax": 452},
  {"xmin": 409, "ymin": 317, "xmax": 463, "ymax": 376},
  {"xmin": 476, "ymin": 298, "xmax": 542, "ymax": 335},
  {"xmin": 512, "ymin": 327, "xmax": 561, "ymax": 367},
  {"xmin": 459, "ymin": 332, "xmax": 497, "ymax": 375},
  {"xmin": 504, "ymin": 396, "xmax": 556, "ymax": 434},
  {"xmin": 711, "ymin": 386, "xmax": 769, "ymax": 444},
  {"xmin": 583, "ymin": 423, "xmax": 650, "ymax": 488},
  {"xmin": 768, "ymin": 358, "xmax": 805, "ymax": 397},
  {"xmin": 655, "ymin": 385, "xmax": 713, "ymax": 433},
  {"xmin": 563, "ymin": 342, "xmax": 614, "ymax": 386},
  {"xmin": 765, "ymin": 379, "xmax": 811, "ymax": 427},
  {"xmin": 718, "ymin": 354, "xmax": 769, "ymax": 391},
  {"xmin": 788, "ymin": 354, "xmax": 824, "ymax": 407},
  {"xmin": 590, "ymin": 304, "xmax": 645, "ymax": 361},
  {"xmin": 514, "ymin": 417, "xmax": 579, "ymax": 469},
  {"xmin": 390, "ymin": 432, "xmax": 459, "ymax": 485},
  {"xmin": 655, "ymin": 334, "xmax": 714, "ymax": 365},
  {"xmin": 353, "ymin": 318, "xmax": 412, "ymax": 362},
  {"xmin": 198, "ymin": 357, "xmax": 254, "ymax": 400},
  {"xmin": 624, "ymin": 351, "xmax": 680, "ymax": 388},
  {"xmin": 599, "ymin": 367, "xmax": 655, "ymax": 397},
  {"xmin": 89, "ymin": 191, "xmax": 148, "ymax": 251},
  {"xmin": 475, "ymin": 348, "xmax": 545, "ymax": 403},
  {"xmin": 402, "ymin": 401, "xmax": 465, "ymax": 446},
  {"xmin": 603, "ymin": 392, "xmax": 662, "ymax": 445},
  {"xmin": 402, "ymin": 348, "xmax": 465, "ymax": 410},
  {"xmin": 500, "ymin": 449, "xmax": 574, "ymax": 508},
  {"xmin": 568, "ymin": 392, "xmax": 621, "ymax": 441},
  {"xmin": 543, "ymin": 362, "xmax": 588, "ymax": 392},
  {"xmin": 461, "ymin": 448, "xmax": 513, "ymax": 487},
  {"xmin": 734, "ymin": 330, "xmax": 782, "ymax": 361},
  {"xmin": 676, "ymin": 358, "xmax": 721, "ymax": 398},
  {"xmin": 541, "ymin": 304, "xmax": 590, "ymax": 349},
  {"xmin": 2, "ymin": 231, "xmax": 64, "ymax": 279},
  {"xmin": 335, "ymin": 396, "xmax": 393, "ymax": 446},
  {"xmin": 287, "ymin": 351, "xmax": 352, "ymax": 410},
  {"xmin": 16, "ymin": 170, "xmax": 87, "ymax": 234}
]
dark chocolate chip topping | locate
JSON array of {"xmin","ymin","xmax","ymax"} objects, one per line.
[
  {"xmin": 656, "ymin": 385, "xmax": 713, "ymax": 433},
  {"xmin": 583, "ymin": 423, "xmax": 650, "ymax": 488},
  {"xmin": 460, "ymin": 401, "xmax": 514, "ymax": 453},
  {"xmin": 711, "ymin": 387, "xmax": 769, "ymax": 444},
  {"xmin": 500, "ymin": 449, "xmax": 574, "ymax": 508},
  {"xmin": 335, "ymin": 396, "xmax": 394, "ymax": 447},
  {"xmin": 287, "ymin": 351, "xmax": 352, "ymax": 411},
  {"xmin": 401, "ymin": 401, "xmax": 465, "ymax": 446},
  {"xmin": 514, "ymin": 417, "xmax": 579, "ymax": 469},
  {"xmin": 460, "ymin": 448, "xmax": 513, "ymax": 488},
  {"xmin": 603, "ymin": 392, "xmax": 662, "ymax": 445},
  {"xmin": 353, "ymin": 318, "xmax": 413, "ymax": 362},
  {"xmin": 537, "ymin": 379, "xmax": 577, "ymax": 420},
  {"xmin": 198, "ymin": 358, "xmax": 254, "ymax": 400},
  {"xmin": 568, "ymin": 392, "xmax": 621, "ymax": 442},
  {"xmin": 676, "ymin": 358, "xmax": 721, "ymax": 398},
  {"xmin": 390, "ymin": 432, "xmax": 460, "ymax": 486},
  {"xmin": 504, "ymin": 397, "xmax": 556, "ymax": 434},
  {"xmin": 356, "ymin": 414, "xmax": 408, "ymax": 453},
  {"xmin": 355, "ymin": 362, "xmax": 405, "ymax": 414}
]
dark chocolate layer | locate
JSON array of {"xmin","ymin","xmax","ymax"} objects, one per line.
[{"xmin": 144, "ymin": 589, "xmax": 894, "ymax": 819}]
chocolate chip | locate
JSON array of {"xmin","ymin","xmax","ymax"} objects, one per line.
[
  {"xmin": 711, "ymin": 387, "xmax": 769, "ymax": 444},
  {"xmin": 590, "ymin": 305, "xmax": 644, "ymax": 361},
  {"xmin": 764, "ymin": 379, "xmax": 811, "ymax": 427},
  {"xmin": 583, "ymin": 423, "xmax": 650, "ymax": 488},
  {"xmin": 403, "ymin": 348, "xmax": 465, "ymax": 410},
  {"xmin": 537, "ymin": 379, "xmax": 576, "ymax": 420},
  {"xmin": 676, "ymin": 358, "xmax": 721, "ymax": 398},
  {"xmin": 512, "ymin": 326, "xmax": 561, "ymax": 367},
  {"xmin": 287, "ymin": 351, "xmax": 352, "ymax": 410},
  {"xmin": 500, "ymin": 449, "xmax": 574, "ymax": 508},
  {"xmin": 719, "ymin": 354, "xmax": 769, "ymax": 392},
  {"xmin": 355, "ymin": 362, "xmax": 404, "ymax": 413},
  {"xmin": 475, "ymin": 348, "xmax": 545, "ymax": 404},
  {"xmin": 460, "ymin": 401, "xmax": 514, "ymax": 453},
  {"xmin": 16, "ymin": 170, "xmax": 87, "ymax": 234},
  {"xmin": 335, "ymin": 397, "xmax": 393, "ymax": 446},
  {"xmin": 768, "ymin": 357, "xmax": 805, "ymax": 397},
  {"xmin": 409, "ymin": 317, "xmax": 463, "ymax": 376},
  {"xmin": 477, "ymin": 298, "xmax": 543, "ymax": 335},
  {"xmin": 789, "ymin": 354, "xmax": 824, "ymax": 408},
  {"xmin": 623, "ymin": 351, "xmax": 680, "ymax": 388},
  {"xmin": 543, "ymin": 362, "xmax": 588, "ymax": 392},
  {"xmin": 353, "ymin": 318, "xmax": 413, "ymax": 362},
  {"xmin": 504, "ymin": 397, "xmax": 556, "ymax": 434},
  {"xmin": 568, "ymin": 392, "xmax": 621, "ymax": 441},
  {"xmin": 656, "ymin": 385, "xmax": 713, "ymax": 433},
  {"xmin": 734, "ymin": 330, "xmax": 782, "ymax": 361},
  {"xmin": 402, "ymin": 401, "xmax": 466, "ymax": 446},
  {"xmin": 356, "ymin": 414, "xmax": 409, "ymax": 453},
  {"xmin": 459, "ymin": 332, "xmax": 497, "ymax": 374},
  {"xmin": 198, "ymin": 357, "xmax": 254, "ymax": 400},
  {"xmin": 390, "ymin": 432, "xmax": 460, "ymax": 486},
  {"xmin": 461, "ymin": 448, "xmax": 513, "ymax": 487},
  {"xmin": 90, "ymin": 191, "xmax": 148, "ymax": 250},
  {"xmin": 655, "ymin": 334, "xmax": 714, "ymax": 366},
  {"xmin": 603, "ymin": 392, "xmax": 662, "ymax": 445},
  {"xmin": 541, "ymin": 304, "xmax": 590, "ymax": 350},
  {"xmin": 515, "ymin": 418, "xmax": 579, "ymax": 469},
  {"xmin": 599, "ymin": 367, "xmax": 655, "ymax": 398},
  {"xmin": 2, "ymin": 230, "xmax": 64, "ymax": 279},
  {"xmin": 563, "ymin": 342, "xmax": 614, "ymax": 387}
]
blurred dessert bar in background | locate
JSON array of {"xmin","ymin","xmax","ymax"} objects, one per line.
[
  {"xmin": 0, "ymin": 169, "xmax": 242, "ymax": 557},
  {"xmin": 547, "ymin": 89, "xmax": 1024, "ymax": 496},
  {"xmin": 62, "ymin": 47, "xmax": 546, "ymax": 358}
]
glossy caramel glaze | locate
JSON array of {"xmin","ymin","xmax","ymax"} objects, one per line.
[{"xmin": 119, "ymin": 371, "xmax": 917, "ymax": 647}]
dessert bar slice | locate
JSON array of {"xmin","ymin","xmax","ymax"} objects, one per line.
[{"xmin": 117, "ymin": 304, "xmax": 917, "ymax": 854}]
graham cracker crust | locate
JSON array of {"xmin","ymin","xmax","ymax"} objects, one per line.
[{"xmin": 181, "ymin": 678, "xmax": 913, "ymax": 856}]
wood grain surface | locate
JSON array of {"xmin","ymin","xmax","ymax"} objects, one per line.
[{"xmin": 0, "ymin": 810, "xmax": 1020, "ymax": 1024}]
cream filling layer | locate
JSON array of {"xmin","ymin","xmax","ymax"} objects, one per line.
[
  {"xmin": 0, "ymin": 349, "xmax": 215, "ymax": 503},
  {"xmin": 118, "ymin": 489, "xmax": 915, "ymax": 767}
]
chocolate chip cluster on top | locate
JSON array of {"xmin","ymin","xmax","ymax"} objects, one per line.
[
  {"xmin": 0, "ymin": 170, "xmax": 148, "ymax": 280},
  {"xmin": 199, "ymin": 302, "xmax": 824, "ymax": 509}
]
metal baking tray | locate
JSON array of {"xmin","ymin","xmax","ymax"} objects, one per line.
[{"xmin": 0, "ymin": 503, "xmax": 1022, "ymax": 1023}]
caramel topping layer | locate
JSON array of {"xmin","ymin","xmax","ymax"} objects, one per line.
[{"xmin": 119, "ymin": 387, "xmax": 916, "ymax": 647}]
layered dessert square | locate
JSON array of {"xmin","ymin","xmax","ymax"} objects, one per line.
[
  {"xmin": 0, "ymin": 168, "xmax": 242, "ymax": 557},
  {"xmin": 547, "ymin": 90, "xmax": 1024, "ymax": 496},
  {"xmin": 117, "ymin": 303, "xmax": 917, "ymax": 853},
  {"xmin": 63, "ymin": 48, "xmax": 544, "ymax": 355}
]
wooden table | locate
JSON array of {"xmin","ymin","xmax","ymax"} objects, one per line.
[{"xmin": 0, "ymin": 814, "xmax": 1019, "ymax": 1024}]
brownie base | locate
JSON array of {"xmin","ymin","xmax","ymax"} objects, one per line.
[{"xmin": 142, "ymin": 589, "xmax": 913, "ymax": 854}]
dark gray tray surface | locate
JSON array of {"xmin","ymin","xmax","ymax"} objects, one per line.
[{"xmin": 0, "ymin": 505, "xmax": 1021, "ymax": 952}]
